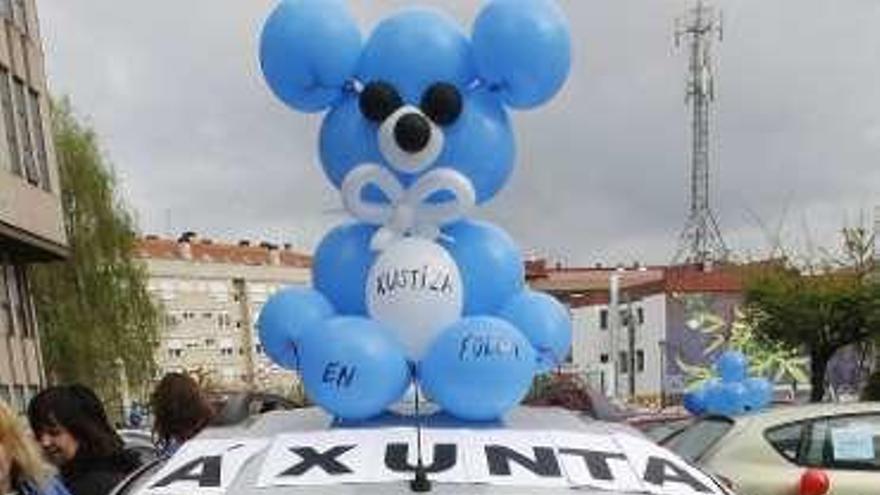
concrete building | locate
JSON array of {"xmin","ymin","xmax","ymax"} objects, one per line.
[
  {"xmin": 528, "ymin": 261, "xmax": 743, "ymax": 405},
  {"xmin": 135, "ymin": 234, "xmax": 311, "ymax": 394},
  {"xmin": 0, "ymin": 0, "xmax": 66, "ymax": 412}
]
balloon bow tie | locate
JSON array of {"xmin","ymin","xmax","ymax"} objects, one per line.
[{"xmin": 341, "ymin": 164, "xmax": 476, "ymax": 251}]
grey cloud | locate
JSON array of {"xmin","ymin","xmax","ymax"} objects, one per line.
[{"xmin": 39, "ymin": 0, "xmax": 880, "ymax": 265}]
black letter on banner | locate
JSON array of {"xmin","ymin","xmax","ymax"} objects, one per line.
[
  {"xmin": 282, "ymin": 446, "xmax": 356, "ymax": 476},
  {"xmin": 151, "ymin": 456, "xmax": 222, "ymax": 488},
  {"xmin": 385, "ymin": 443, "xmax": 457, "ymax": 473},
  {"xmin": 644, "ymin": 457, "xmax": 712, "ymax": 493},
  {"xmin": 558, "ymin": 448, "xmax": 627, "ymax": 481},
  {"xmin": 485, "ymin": 445, "xmax": 561, "ymax": 477}
]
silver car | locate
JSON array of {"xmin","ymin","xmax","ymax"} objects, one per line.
[{"xmin": 112, "ymin": 406, "xmax": 733, "ymax": 495}]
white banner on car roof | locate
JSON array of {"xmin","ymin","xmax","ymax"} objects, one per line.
[{"xmin": 137, "ymin": 429, "xmax": 722, "ymax": 495}]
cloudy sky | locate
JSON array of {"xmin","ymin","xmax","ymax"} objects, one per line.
[{"xmin": 38, "ymin": 0, "xmax": 880, "ymax": 266}]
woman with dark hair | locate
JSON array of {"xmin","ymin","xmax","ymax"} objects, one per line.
[
  {"xmin": 150, "ymin": 372, "xmax": 214, "ymax": 458},
  {"xmin": 27, "ymin": 385, "xmax": 141, "ymax": 495}
]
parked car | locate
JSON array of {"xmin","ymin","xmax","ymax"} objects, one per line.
[
  {"xmin": 207, "ymin": 390, "xmax": 299, "ymax": 426},
  {"xmin": 118, "ymin": 428, "xmax": 158, "ymax": 464},
  {"xmin": 661, "ymin": 402, "xmax": 880, "ymax": 495},
  {"xmin": 110, "ymin": 406, "xmax": 734, "ymax": 494}
]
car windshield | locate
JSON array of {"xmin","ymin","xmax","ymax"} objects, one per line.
[{"xmin": 661, "ymin": 417, "xmax": 734, "ymax": 463}]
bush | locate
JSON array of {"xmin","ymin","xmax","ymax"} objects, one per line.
[{"xmin": 862, "ymin": 371, "xmax": 880, "ymax": 401}]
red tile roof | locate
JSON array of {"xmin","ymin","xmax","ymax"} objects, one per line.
[{"xmin": 135, "ymin": 237, "xmax": 312, "ymax": 268}]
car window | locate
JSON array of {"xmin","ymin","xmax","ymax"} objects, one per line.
[
  {"xmin": 803, "ymin": 414, "xmax": 880, "ymax": 471},
  {"xmin": 661, "ymin": 417, "xmax": 734, "ymax": 463},
  {"xmin": 764, "ymin": 421, "xmax": 806, "ymax": 463}
]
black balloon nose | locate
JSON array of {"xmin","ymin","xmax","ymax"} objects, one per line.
[{"xmin": 394, "ymin": 113, "xmax": 431, "ymax": 153}]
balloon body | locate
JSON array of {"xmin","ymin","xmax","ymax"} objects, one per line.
[
  {"xmin": 709, "ymin": 382, "xmax": 747, "ymax": 417},
  {"xmin": 472, "ymin": 0, "xmax": 571, "ymax": 108},
  {"xmin": 498, "ymin": 290, "xmax": 572, "ymax": 372},
  {"xmin": 419, "ymin": 317, "xmax": 536, "ymax": 421},
  {"xmin": 366, "ymin": 238, "xmax": 463, "ymax": 359},
  {"xmin": 743, "ymin": 377, "xmax": 773, "ymax": 411},
  {"xmin": 299, "ymin": 317, "xmax": 411, "ymax": 420},
  {"xmin": 259, "ymin": 0, "xmax": 362, "ymax": 112},
  {"xmin": 800, "ymin": 469, "xmax": 830, "ymax": 495},
  {"xmin": 716, "ymin": 350, "xmax": 749, "ymax": 383},
  {"xmin": 441, "ymin": 220, "xmax": 524, "ymax": 315},
  {"xmin": 683, "ymin": 388, "xmax": 708, "ymax": 416},
  {"xmin": 313, "ymin": 223, "xmax": 377, "ymax": 315},
  {"xmin": 257, "ymin": 288, "xmax": 335, "ymax": 370}
]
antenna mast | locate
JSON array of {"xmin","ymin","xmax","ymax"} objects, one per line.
[{"xmin": 673, "ymin": 0, "xmax": 728, "ymax": 264}]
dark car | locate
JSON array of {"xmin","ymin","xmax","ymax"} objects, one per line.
[{"xmin": 207, "ymin": 391, "xmax": 299, "ymax": 426}]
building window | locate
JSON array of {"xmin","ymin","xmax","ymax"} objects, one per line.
[
  {"xmin": 28, "ymin": 89, "xmax": 49, "ymax": 192},
  {"xmin": 12, "ymin": 0, "xmax": 25, "ymax": 33},
  {"xmin": 600, "ymin": 353, "xmax": 609, "ymax": 364},
  {"xmin": 255, "ymin": 344, "xmax": 263, "ymax": 355},
  {"xmin": 619, "ymin": 352, "xmax": 629, "ymax": 374},
  {"xmin": 167, "ymin": 349, "xmax": 183, "ymax": 358},
  {"xmin": 0, "ymin": 260, "xmax": 10, "ymax": 337},
  {"xmin": 636, "ymin": 350, "xmax": 645, "ymax": 373},
  {"xmin": 204, "ymin": 338, "xmax": 216, "ymax": 347},
  {"xmin": 599, "ymin": 309, "xmax": 608, "ymax": 330},
  {"xmin": 0, "ymin": 68, "xmax": 20, "ymax": 177},
  {"xmin": 13, "ymin": 78, "xmax": 38, "ymax": 186},
  {"xmin": 637, "ymin": 307, "xmax": 645, "ymax": 325},
  {"xmin": 220, "ymin": 347, "xmax": 234, "ymax": 356},
  {"xmin": 6, "ymin": 264, "xmax": 32, "ymax": 337}
]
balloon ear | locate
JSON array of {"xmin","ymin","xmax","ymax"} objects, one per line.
[
  {"xmin": 260, "ymin": 0, "xmax": 362, "ymax": 113},
  {"xmin": 472, "ymin": 0, "xmax": 571, "ymax": 109}
]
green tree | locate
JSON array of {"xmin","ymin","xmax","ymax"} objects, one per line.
[
  {"xmin": 29, "ymin": 101, "xmax": 160, "ymax": 416},
  {"xmin": 743, "ymin": 242, "xmax": 880, "ymax": 402}
]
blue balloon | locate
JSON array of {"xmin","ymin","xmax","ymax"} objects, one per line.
[
  {"xmin": 313, "ymin": 223, "xmax": 378, "ymax": 315},
  {"xmin": 707, "ymin": 382, "xmax": 747, "ymax": 417},
  {"xmin": 683, "ymin": 388, "xmax": 708, "ymax": 416},
  {"xmin": 440, "ymin": 220, "xmax": 524, "ymax": 315},
  {"xmin": 472, "ymin": 0, "xmax": 571, "ymax": 109},
  {"xmin": 498, "ymin": 290, "xmax": 572, "ymax": 372},
  {"xmin": 743, "ymin": 377, "xmax": 773, "ymax": 411},
  {"xmin": 357, "ymin": 9, "xmax": 475, "ymax": 103},
  {"xmin": 716, "ymin": 350, "xmax": 749, "ymax": 383},
  {"xmin": 260, "ymin": 0, "xmax": 362, "ymax": 112},
  {"xmin": 419, "ymin": 317, "xmax": 537, "ymax": 421},
  {"xmin": 257, "ymin": 287, "xmax": 335, "ymax": 370},
  {"xmin": 299, "ymin": 317, "xmax": 411, "ymax": 420}
]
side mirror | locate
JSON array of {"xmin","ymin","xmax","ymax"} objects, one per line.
[{"xmin": 799, "ymin": 468, "xmax": 830, "ymax": 495}]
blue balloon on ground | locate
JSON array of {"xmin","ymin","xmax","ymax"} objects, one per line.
[
  {"xmin": 257, "ymin": 287, "xmax": 334, "ymax": 370},
  {"xmin": 683, "ymin": 388, "xmax": 708, "ymax": 416},
  {"xmin": 260, "ymin": 0, "xmax": 362, "ymax": 112},
  {"xmin": 419, "ymin": 317, "xmax": 536, "ymax": 421},
  {"xmin": 498, "ymin": 290, "xmax": 571, "ymax": 372},
  {"xmin": 299, "ymin": 317, "xmax": 411, "ymax": 420},
  {"xmin": 472, "ymin": 0, "xmax": 571, "ymax": 108},
  {"xmin": 440, "ymin": 220, "xmax": 524, "ymax": 315},
  {"xmin": 716, "ymin": 350, "xmax": 749, "ymax": 383},
  {"xmin": 313, "ymin": 223, "xmax": 378, "ymax": 315},
  {"xmin": 743, "ymin": 377, "xmax": 773, "ymax": 411}
]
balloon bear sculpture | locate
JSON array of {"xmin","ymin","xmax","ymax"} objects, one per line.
[
  {"xmin": 682, "ymin": 350, "xmax": 774, "ymax": 417},
  {"xmin": 257, "ymin": 0, "xmax": 573, "ymax": 421}
]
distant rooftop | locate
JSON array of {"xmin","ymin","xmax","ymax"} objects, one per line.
[{"xmin": 135, "ymin": 234, "xmax": 311, "ymax": 268}]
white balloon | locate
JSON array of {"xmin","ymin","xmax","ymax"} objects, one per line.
[{"xmin": 366, "ymin": 237, "xmax": 463, "ymax": 358}]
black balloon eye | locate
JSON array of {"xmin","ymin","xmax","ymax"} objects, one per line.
[
  {"xmin": 359, "ymin": 81, "xmax": 403, "ymax": 122},
  {"xmin": 420, "ymin": 83, "xmax": 463, "ymax": 126}
]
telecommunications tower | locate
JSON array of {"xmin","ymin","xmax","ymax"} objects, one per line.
[{"xmin": 673, "ymin": 0, "xmax": 729, "ymax": 264}]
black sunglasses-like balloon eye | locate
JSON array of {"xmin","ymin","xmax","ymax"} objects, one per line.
[
  {"xmin": 421, "ymin": 83, "xmax": 463, "ymax": 126},
  {"xmin": 359, "ymin": 81, "xmax": 404, "ymax": 122}
]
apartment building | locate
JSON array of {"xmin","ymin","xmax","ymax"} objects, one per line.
[
  {"xmin": 0, "ymin": 0, "xmax": 66, "ymax": 411},
  {"xmin": 135, "ymin": 234, "xmax": 311, "ymax": 393}
]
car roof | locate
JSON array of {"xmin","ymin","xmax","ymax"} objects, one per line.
[
  {"xmin": 723, "ymin": 401, "xmax": 880, "ymax": 431},
  {"xmin": 115, "ymin": 406, "xmax": 703, "ymax": 495}
]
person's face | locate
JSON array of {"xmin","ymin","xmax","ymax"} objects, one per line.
[{"xmin": 36, "ymin": 424, "xmax": 78, "ymax": 466}]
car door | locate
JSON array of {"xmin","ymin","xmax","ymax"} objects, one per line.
[{"xmin": 799, "ymin": 413, "xmax": 880, "ymax": 494}]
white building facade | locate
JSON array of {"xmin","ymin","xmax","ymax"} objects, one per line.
[{"xmin": 137, "ymin": 236, "xmax": 311, "ymax": 393}]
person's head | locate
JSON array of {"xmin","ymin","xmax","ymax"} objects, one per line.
[
  {"xmin": 150, "ymin": 373, "xmax": 214, "ymax": 446},
  {"xmin": 27, "ymin": 385, "xmax": 123, "ymax": 467},
  {"xmin": 0, "ymin": 400, "xmax": 53, "ymax": 490}
]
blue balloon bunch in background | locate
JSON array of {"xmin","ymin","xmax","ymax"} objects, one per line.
[
  {"xmin": 683, "ymin": 350, "xmax": 774, "ymax": 417},
  {"xmin": 255, "ymin": 0, "xmax": 573, "ymax": 421}
]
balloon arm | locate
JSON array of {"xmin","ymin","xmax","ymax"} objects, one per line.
[{"xmin": 341, "ymin": 164, "xmax": 476, "ymax": 251}]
